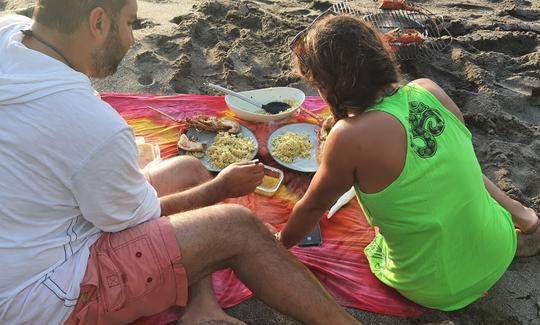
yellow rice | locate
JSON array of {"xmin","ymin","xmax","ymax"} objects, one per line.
[
  {"xmin": 207, "ymin": 132, "xmax": 256, "ymax": 169},
  {"xmin": 271, "ymin": 131, "xmax": 311, "ymax": 163}
]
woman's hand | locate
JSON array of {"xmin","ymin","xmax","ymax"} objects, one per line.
[
  {"xmin": 515, "ymin": 206, "xmax": 539, "ymax": 234},
  {"xmin": 263, "ymin": 223, "xmax": 282, "ymax": 242}
]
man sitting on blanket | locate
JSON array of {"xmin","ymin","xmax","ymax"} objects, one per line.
[{"xmin": 0, "ymin": 1, "xmax": 361, "ymax": 324}]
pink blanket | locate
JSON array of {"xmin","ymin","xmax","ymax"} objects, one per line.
[{"xmin": 101, "ymin": 92, "xmax": 428, "ymax": 324}]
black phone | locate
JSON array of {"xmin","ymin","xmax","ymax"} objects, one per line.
[{"xmin": 298, "ymin": 224, "xmax": 323, "ymax": 247}]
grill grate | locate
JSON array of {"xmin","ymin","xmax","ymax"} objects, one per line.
[{"xmin": 331, "ymin": 0, "xmax": 452, "ymax": 60}]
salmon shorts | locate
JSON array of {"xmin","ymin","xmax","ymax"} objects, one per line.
[{"xmin": 65, "ymin": 217, "xmax": 188, "ymax": 325}]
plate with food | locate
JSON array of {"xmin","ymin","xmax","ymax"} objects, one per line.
[
  {"xmin": 177, "ymin": 116, "xmax": 259, "ymax": 172},
  {"xmin": 268, "ymin": 123, "xmax": 320, "ymax": 173}
]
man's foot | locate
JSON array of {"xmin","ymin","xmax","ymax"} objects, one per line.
[
  {"xmin": 190, "ymin": 322, "xmax": 242, "ymax": 325},
  {"xmin": 178, "ymin": 277, "xmax": 246, "ymax": 325},
  {"xmin": 178, "ymin": 309, "xmax": 246, "ymax": 325},
  {"xmin": 516, "ymin": 219, "xmax": 540, "ymax": 257}
]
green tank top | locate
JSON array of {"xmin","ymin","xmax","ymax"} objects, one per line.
[{"xmin": 357, "ymin": 83, "xmax": 516, "ymax": 311}]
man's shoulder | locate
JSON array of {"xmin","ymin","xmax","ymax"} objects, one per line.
[
  {"xmin": 40, "ymin": 89, "xmax": 131, "ymax": 149},
  {"xmin": 49, "ymin": 89, "xmax": 127, "ymax": 126},
  {"xmin": 0, "ymin": 14, "xmax": 31, "ymax": 30}
]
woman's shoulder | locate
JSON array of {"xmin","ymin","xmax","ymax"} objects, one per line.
[
  {"xmin": 330, "ymin": 111, "xmax": 403, "ymax": 153},
  {"xmin": 408, "ymin": 79, "xmax": 465, "ymax": 124}
]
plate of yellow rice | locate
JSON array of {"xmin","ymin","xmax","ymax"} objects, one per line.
[
  {"xmin": 179, "ymin": 125, "xmax": 258, "ymax": 172},
  {"xmin": 268, "ymin": 123, "xmax": 319, "ymax": 172}
]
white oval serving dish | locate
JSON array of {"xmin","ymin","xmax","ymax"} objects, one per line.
[{"xmin": 225, "ymin": 87, "xmax": 305, "ymax": 123}]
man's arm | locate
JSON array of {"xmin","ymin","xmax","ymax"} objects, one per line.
[
  {"xmin": 72, "ymin": 129, "xmax": 161, "ymax": 232},
  {"xmin": 158, "ymin": 160, "xmax": 265, "ymax": 216},
  {"xmin": 414, "ymin": 78, "xmax": 539, "ymax": 233},
  {"xmin": 280, "ymin": 121, "xmax": 357, "ymax": 248}
]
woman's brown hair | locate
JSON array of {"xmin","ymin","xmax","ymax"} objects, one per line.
[{"xmin": 292, "ymin": 15, "xmax": 400, "ymax": 120}]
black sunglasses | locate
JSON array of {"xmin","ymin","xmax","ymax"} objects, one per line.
[{"xmin": 289, "ymin": 8, "xmax": 336, "ymax": 65}]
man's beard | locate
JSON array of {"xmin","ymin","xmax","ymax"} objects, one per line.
[{"xmin": 91, "ymin": 22, "xmax": 126, "ymax": 78}]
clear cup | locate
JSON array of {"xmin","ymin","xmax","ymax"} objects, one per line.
[
  {"xmin": 255, "ymin": 165, "xmax": 284, "ymax": 197},
  {"xmin": 136, "ymin": 137, "xmax": 161, "ymax": 169}
]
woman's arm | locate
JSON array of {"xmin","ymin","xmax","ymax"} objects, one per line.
[
  {"xmin": 483, "ymin": 175, "xmax": 539, "ymax": 233},
  {"xmin": 280, "ymin": 121, "xmax": 357, "ymax": 248}
]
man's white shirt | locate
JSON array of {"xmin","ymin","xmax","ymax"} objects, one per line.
[{"xmin": 0, "ymin": 15, "xmax": 161, "ymax": 324}]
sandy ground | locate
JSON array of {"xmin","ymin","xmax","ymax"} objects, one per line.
[{"xmin": 1, "ymin": 0, "xmax": 539, "ymax": 324}]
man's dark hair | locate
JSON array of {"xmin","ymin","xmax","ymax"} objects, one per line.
[{"xmin": 33, "ymin": 0, "xmax": 128, "ymax": 33}]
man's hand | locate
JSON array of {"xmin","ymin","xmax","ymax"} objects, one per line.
[{"xmin": 214, "ymin": 160, "xmax": 265, "ymax": 199}]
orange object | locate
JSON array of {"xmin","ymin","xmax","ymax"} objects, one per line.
[
  {"xmin": 383, "ymin": 28, "xmax": 426, "ymax": 45},
  {"xmin": 377, "ymin": 0, "xmax": 414, "ymax": 10}
]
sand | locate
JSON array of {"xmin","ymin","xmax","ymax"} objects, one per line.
[{"xmin": 1, "ymin": 0, "xmax": 539, "ymax": 324}]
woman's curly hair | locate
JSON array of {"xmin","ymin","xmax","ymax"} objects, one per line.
[{"xmin": 292, "ymin": 15, "xmax": 401, "ymax": 120}]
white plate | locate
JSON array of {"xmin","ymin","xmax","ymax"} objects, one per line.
[
  {"xmin": 178, "ymin": 125, "xmax": 258, "ymax": 172},
  {"xmin": 268, "ymin": 123, "xmax": 320, "ymax": 173},
  {"xmin": 225, "ymin": 87, "xmax": 305, "ymax": 122}
]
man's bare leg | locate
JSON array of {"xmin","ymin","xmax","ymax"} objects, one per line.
[
  {"xmin": 169, "ymin": 204, "xmax": 360, "ymax": 325},
  {"xmin": 146, "ymin": 156, "xmax": 244, "ymax": 324},
  {"xmin": 145, "ymin": 155, "xmax": 212, "ymax": 196}
]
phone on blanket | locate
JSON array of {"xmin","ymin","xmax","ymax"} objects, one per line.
[{"xmin": 298, "ymin": 224, "xmax": 322, "ymax": 247}]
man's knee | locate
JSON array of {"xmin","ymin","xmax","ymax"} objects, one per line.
[
  {"xmin": 170, "ymin": 155, "xmax": 212, "ymax": 184},
  {"xmin": 220, "ymin": 204, "xmax": 269, "ymax": 236},
  {"xmin": 148, "ymin": 156, "xmax": 211, "ymax": 196},
  {"xmin": 221, "ymin": 204, "xmax": 257, "ymax": 225}
]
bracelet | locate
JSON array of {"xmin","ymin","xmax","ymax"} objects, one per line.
[{"xmin": 273, "ymin": 231, "xmax": 282, "ymax": 241}]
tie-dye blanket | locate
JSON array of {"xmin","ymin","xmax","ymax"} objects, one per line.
[{"xmin": 100, "ymin": 93, "xmax": 428, "ymax": 323}]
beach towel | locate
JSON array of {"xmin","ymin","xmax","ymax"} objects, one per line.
[{"xmin": 100, "ymin": 93, "xmax": 429, "ymax": 324}]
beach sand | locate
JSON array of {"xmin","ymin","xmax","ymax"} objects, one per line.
[{"xmin": 1, "ymin": 0, "xmax": 539, "ymax": 324}]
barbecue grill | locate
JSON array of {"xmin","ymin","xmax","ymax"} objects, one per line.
[{"xmin": 331, "ymin": 0, "xmax": 452, "ymax": 60}]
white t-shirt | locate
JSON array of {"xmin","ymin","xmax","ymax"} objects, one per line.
[{"xmin": 0, "ymin": 16, "xmax": 161, "ymax": 324}]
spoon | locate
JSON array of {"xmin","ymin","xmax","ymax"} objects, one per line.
[{"xmin": 205, "ymin": 83, "xmax": 291, "ymax": 114}]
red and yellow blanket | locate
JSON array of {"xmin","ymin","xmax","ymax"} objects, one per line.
[{"xmin": 101, "ymin": 92, "xmax": 428, "ymax": 322}]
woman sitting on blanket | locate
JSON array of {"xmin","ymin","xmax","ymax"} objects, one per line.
[{"xmin": 278, "ymin": 13, "xmax": 540, "ymax": 310}]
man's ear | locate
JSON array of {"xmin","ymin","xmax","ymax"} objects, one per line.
[{"xmin": 88, "ymin": 7, "xmax": 110, "ymax": 42}]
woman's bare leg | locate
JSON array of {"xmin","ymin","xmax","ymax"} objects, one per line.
[{"xmin": 516, "ymin": 224, "xmax": 540, "ymax": 257}]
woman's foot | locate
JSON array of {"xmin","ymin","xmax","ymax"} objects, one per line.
[
  {"xmin": 516, "ymin": 218, "xmax": 540, "ymax": 257},
  {"xmin": 519, "ymin": 207, "xmax": 539, "ymax": 234}
]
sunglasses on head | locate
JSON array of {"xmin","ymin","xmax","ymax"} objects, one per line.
[{"xmin": 289, "ymin": 8, "xmax": 337, "ymax": 65}]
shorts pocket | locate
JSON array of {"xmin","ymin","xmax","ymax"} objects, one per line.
[
  {"xmin": 65, "ymin": 264, "xmax": 100, "ymax": 325},
  {"xmin": 109, "ymin": 236, "xmax": 164, "ymax": 303},
  {"xmin": 71, "ymin": 288, "xmax": 99, "ymax": 325},
  {"xmin": 96, "ymin": 251, "xmax": 125, "ymax": 312}
]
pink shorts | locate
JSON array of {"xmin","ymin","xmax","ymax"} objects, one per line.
[{"xmin": 65, "ymin": 217, "xmax": 188, "ymax": 325}]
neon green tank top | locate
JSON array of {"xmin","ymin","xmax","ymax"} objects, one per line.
[{"xmin": 357, "ymin": 83, "xmax": 516, "ymax": 311}]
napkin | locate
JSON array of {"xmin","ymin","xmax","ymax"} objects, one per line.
[{"xmin": 327, "ymin": 186, "xmax": 356, "ymax": 219}]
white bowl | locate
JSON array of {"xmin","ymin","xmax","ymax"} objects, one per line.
[{"xmin": 225, "ymin": 87, "xmax": 305, "ymax": 122}]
